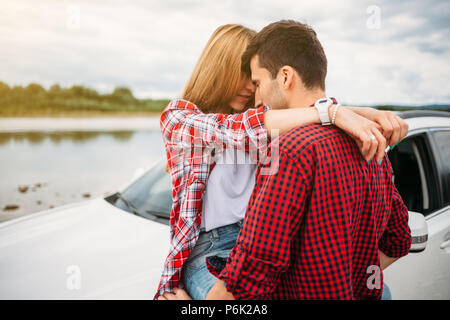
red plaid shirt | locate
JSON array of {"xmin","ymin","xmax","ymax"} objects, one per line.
[
  {"xmin": 155, "ymin": 99, "xmax": 270, "ymax": 298},
  {"xmin": 211, "ymin": 123, "xmax": 412, "ymax": 300}
]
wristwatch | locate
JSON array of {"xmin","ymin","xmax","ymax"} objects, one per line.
[{"xmin": 314, "ymin": 97, "xmax": 337, "ymax": 126}]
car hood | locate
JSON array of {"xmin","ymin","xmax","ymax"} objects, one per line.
[{"xmin": 0, "ymin": 197, "xmax": 170, "ymax": 299}]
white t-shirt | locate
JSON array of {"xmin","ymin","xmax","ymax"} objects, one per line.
[{"xmin": 200, "ymin": 148, "xmax": 257, "ymax": 232}]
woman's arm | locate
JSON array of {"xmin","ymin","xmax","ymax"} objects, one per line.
[
  {"xmin": 264, "ymin": 105, "xmax": 393, "ymax": 163},
  {"xmin": 346, "ymin": 107, "xmax": 409, "ymax": 147},
  {"xmin": 263, "ymin": 107, "xmax": 320, "ymax": 136},
  {"xmin": 161, "ymin": 99, "xmax": 406, "ymax": 165},
  {"xmin": 160, "ymin": 99, "xmax": 270, "ymax": 153}
]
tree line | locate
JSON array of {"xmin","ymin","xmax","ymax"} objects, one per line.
[
  {"xmin": 0, "ymin": 81, "xmax": 447, "ymax": 117},
  {"xmin": 0, "ymin": 81, "xmax": 170, "ymax": 116}
]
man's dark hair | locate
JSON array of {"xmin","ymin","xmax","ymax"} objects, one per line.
[{"xmin": 242, "ymin": 20, "xmax": 327, "ymax": 90}]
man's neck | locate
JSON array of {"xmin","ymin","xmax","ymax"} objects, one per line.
[{"xmin": 286, "ymin": 88, "xmax": 326, "ymax": 109}]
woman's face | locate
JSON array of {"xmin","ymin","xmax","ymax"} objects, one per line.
[{"xmin": 229, "ymin": 77, "xmax": 256, "ymax": 112}]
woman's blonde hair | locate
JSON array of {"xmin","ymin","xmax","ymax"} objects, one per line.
[{"xmin": 182, "ymin": 24, "xmax": 256, "ymax": 114}]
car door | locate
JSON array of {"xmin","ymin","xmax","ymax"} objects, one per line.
[{"xmin": 383, "ymin": 128, "xmax": 450, "ymax": 299}]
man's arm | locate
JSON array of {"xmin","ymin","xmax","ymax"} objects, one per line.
[
  {"xmin": 378, "ymin": 250, "xmax": 398, "ymax": 270},
  {"xmin": 378, "ymin": 157, "xmax": 412, "ymax": 261}
]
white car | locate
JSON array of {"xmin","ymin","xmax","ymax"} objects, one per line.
[
  {"xmin": 0, "ymin": 161, "xmax": 172, "ymax": 299},
  {"xmin": 0, "ymin": 111, "xmax": 449, "ymax": 300},
  {"xmin": 382, "ymin": 110, "xmax": 450, "ymax": 299}
]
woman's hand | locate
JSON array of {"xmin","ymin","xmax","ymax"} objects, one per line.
[
  {"xmin": 344, "ymin": 107, "xmax": 409, "ymax": 147},
  {"xmin": 157, "ymin": 287, "xmax": 192, "ymax": 300},
  {"xmin": 333, "ymin": 106, "xmax": 387, "ymax": 163}
]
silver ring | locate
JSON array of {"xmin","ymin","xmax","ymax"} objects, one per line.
[{"xmin": 369, "ymin": 134, "xmax": 376, "ymax": 141}]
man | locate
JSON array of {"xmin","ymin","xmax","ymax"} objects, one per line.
[
  {"xmin": 160, "ymin": 20, "xmax": 411, "ymax": 300},
  {"xmin": 204, "ymin": 20, "xmax": 411, "ymax": 300}
]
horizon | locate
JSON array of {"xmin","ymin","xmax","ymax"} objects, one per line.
[{"xmin": 2, "ymin": 80, "xmax": 449, "ymax": 109}]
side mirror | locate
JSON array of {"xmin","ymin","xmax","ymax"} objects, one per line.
[{"xmin": 408, "ymin": 211, "xmax": 428, "ymax": 253}]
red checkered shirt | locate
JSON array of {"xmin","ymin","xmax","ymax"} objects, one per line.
[
  {"xmin": 155, "ymin": 99, "xmax": 271, "ymax": 298},
  {"xmin": 211, "ymin": 123, "xmax": 412, "ymax": 300}
]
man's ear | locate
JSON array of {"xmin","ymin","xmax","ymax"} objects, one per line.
[{"xmin": 278, "ymin": 66, "xmax": 296, "ymax": 90}]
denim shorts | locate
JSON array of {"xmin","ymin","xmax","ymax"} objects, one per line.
[
  {"xmin": 181, "ymin": 220, "xmax": 243, "ymax": 300},
  {"xmin": 381, "ymin": 282, "xmax": 392, "ymax": 300}
]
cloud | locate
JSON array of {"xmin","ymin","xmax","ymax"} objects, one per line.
[{"xmin": 0, "ymin": 0, "xmax": 449, "ymax": 105}]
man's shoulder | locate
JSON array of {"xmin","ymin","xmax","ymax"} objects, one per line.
[{"xmin": 277, "ymin": 123, "xmax": 349, "ymax": 154}]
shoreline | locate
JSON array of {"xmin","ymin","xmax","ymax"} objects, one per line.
[{"xmin": 0, "ymin": 116, "xmax": 161, "ymax": 132}]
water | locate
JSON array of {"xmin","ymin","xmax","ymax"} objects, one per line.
[{"xmin": 0, "ymin": 127, "xmax": 165, "ymax": 222}]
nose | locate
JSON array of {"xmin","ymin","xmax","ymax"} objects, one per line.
[
  {"xmin": 244, "ymin": 78, "xmax": 256, "ymax": 93},
  {"xmin": 254, "ymin": 88, "xmax": 263, "ymax": 107}
]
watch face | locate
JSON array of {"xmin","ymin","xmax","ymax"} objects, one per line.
[
  {"xmin": 315, "ymin": 97, "xmax": 332, "ymax": 108},
  {"xmin": 314, "ymin": 97, "xmax": 332, "ymax": 125}
]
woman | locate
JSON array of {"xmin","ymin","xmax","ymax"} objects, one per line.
[{"xmin": 156, "ymin": 24, "xmax": 407, "ymax": 300}]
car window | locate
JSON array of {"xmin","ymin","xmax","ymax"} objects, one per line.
[
  {"xmin": 432, "ymin": 130, "xmax": 450, "ymax": 206},
  {"xmin": 388, "ymin": 133, "xmax": 439, "ymax": 216},
  {"xmin": 110, "ymin": 161, "xmax": 172, "ymax": 224}
]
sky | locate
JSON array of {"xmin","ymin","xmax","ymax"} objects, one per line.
[{"xmin": 0, "ymin": 0, "xmax": 449, "ymax": 106}]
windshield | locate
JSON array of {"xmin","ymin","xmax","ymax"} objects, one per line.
[{"xmin": 110, "ymin": 160, "xmax": 172, "ymax": 223}]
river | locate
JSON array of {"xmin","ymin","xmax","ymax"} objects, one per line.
[{"xmin": 0, "ymin": 117, "xmax": 165, "ymax": 222}]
